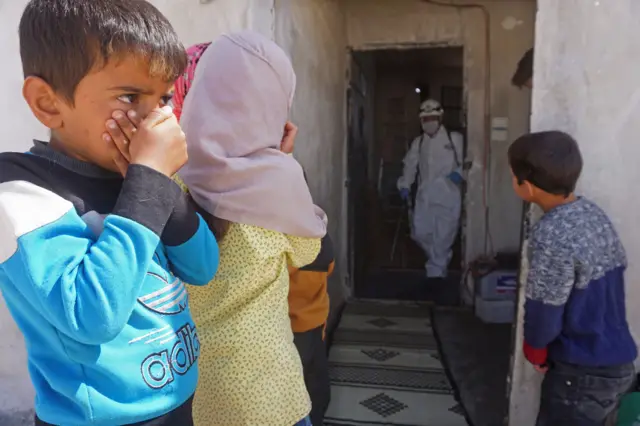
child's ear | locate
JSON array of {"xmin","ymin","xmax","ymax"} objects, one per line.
[
  {"xmin": 524, "ymin": 180, "xmax": 536, "ymax": 198},
  {"xmin": 22, "ymin": 76, "xmax": 64, "ymax": 130}
]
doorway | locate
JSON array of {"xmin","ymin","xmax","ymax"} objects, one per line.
[{"xmin": 347, "ymin": 46, "xmax": 466, "ymax": 301}]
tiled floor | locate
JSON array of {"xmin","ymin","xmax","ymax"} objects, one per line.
[{"xmin": 325, "ymin": 300, "xmax": 468, "ymax": 426}]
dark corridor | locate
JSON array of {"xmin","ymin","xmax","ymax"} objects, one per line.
[{"xmin": 347, "ymin": 47, "xmax": 465, "ymax": 302}]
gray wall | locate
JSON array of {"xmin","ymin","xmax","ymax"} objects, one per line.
[
  {"xmin": 274, "ymin": 0, "xmax": 349, "ymax": 330},
  {"xmin": 508, "ymin": 1, "xmax": 640, "ymax": 424}
]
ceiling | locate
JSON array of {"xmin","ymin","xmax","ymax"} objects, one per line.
[{"xmin": 372, "ymin": 47, "xmax": 464, "ymax": 71}]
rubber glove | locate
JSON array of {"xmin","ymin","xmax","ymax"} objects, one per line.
[
  {"xmin": 448, "ymin": 171, "xmax": 463, "ymax": 185},
  {"xmin": 399, "ymin": 188, "xmax": 410, "ymax": 201}
]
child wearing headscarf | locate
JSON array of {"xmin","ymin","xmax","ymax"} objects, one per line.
[
  {"xmin": 173, "ymin": 32, "xmax": 327, "ymax": 426},
  {"xmin": 172, "ymin": 43, "xmax": 209, "ymax": 122}
]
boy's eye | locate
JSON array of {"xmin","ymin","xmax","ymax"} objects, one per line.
[
  {"xmin": 161, "ymin": 94, "xmax": 174, "ymax": 107},
  {"xmin": 117, "ymin": 94, "xmax": 138, "ymax": 104}
]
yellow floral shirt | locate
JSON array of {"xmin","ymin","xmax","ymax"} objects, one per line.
[
  {"xmin": 175, "ymin": 177, "xmax": 321, "ymax": 425},
  {"xmin": 190, "ymin": 223, "xmax": 320, "ymax": 426}
]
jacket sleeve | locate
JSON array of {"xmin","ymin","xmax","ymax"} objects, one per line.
[
  {"xmin": 164, "ymin": 175, "xmax": 219, "ymax": 285},
  {"xmin": 523, "ymin": 233, "xmax": 574, "ymax": 356},
  {"xmin": 397, "ymin": 137, "xmax": 421, "ymax": 190},
  {"xmin": 299, "ymin": 234, "xmax": 334, "ymax": 273},
  {"xmin": 0, "ymin": 165, "xmax": 187, "ymax": 345},
  {"xmin": 523, "ymin": 341, "xmax": 548, "ymax": 366},
  {"xmin": 162, "ymin": 193, "xmax": 219, "ymax": 286}
]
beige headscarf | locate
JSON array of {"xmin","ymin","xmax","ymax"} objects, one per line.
[{"xmin": 178, "ymin": 31, "xmax": 327, "ymax": 238}]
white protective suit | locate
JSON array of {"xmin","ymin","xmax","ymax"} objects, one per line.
[{"xmin": 397, "ymin": 124, "xmax": 464, "ymax": 278}]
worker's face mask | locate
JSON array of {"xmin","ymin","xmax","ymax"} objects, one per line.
[{"xmin": 422, "ymin": 121, "xmax": 440, "ymax": 136}]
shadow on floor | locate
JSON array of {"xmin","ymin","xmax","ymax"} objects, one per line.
[
  {"xmin": 357, "ymin": 269, "xmax": 462, "ymax": 303},
  {"xmin": 432, "ymin": 308, "xmax": 512, "ymax": 426}
]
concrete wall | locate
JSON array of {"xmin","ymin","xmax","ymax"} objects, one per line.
[
  {"xmin": 508, "ymin": 1, "xmax": 640, "ymax": 424},
  {"xmin": 152, "ymin": 0, "xmax": 277, "ymax": 44},
  {"xmin": 273, "ymin": 0, "xmax": 348, "ymax": 328},
  {"xmin": 344, "ymin": 0, "xmax": 535, "ymax": 269},
  {"xmin": 0, "ymin": 1, "xmax": 49, "ymax": 153}
]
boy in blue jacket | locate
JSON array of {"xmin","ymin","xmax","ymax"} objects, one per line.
[
  {"xmin": 509, "ymin": 131, "xmax": 637, "ymax": 426},
  {"xmin": 0, "ymin": 1, "xmax": 219, "ymax": 425}
]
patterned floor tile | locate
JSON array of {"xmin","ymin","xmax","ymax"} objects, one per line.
[
  {"xmin": 326, "ymin": 301, "xmax": 467, "ymax": 426},
  {"xmin": 338, "ymin": 314, "xmax": 432, "ymax": 333},
  {"xmin": 361, "ymin": 348, "xmax": 401, "ymax": 362},
  {"xmin": 326, "ymin": 385, "xmax": 467, "ymax": 426},
  {"xmin": 368, "ymin": 317, "xmax": 397, "ymax": 329},
  {"xmin": 329, "ymin": 344, "xmax": 444, "ymax": 370},
  {"xmin": 360, "ymin": 392, "xmax": 409, "ymax": 417},
  {"xmin": 332, "ymin": 328, "xmax": 438, "ymax": 350},
  {"xmin": 329, "ymin": 364, "xmax": 453, "ymax": 393}
]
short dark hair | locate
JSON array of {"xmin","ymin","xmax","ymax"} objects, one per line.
[
  {"xmin": 19, "ymin": 0, "xmax": 187, "ymax": 102},
  {"xmin": 512, "ymin": 48, "xmax": 534, "ymax": 88},
  {"xmin": 508, "ymin": 131, "xmax": 583, "ymax": 197}
]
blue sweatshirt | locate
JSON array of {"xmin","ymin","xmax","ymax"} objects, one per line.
[
  {"xmin": 524, "ymin": 197, "xmax": 637, "ymax": 367},
  {"xmin": 0, "ymin": 142, "xmax": 219, "ymax": 425}
]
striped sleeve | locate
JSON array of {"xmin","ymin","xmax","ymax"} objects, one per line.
[
  {"xmin": 162, "ymin": 193, "xmax": 219, "ymax": 286},
  {"xmin": 164, "ymin": 175, "xmax": 219, "ymax": 285},
  {"xmin": 524, "ymin": 232, "xmax": 574, "ymax": 350},
  {"xmin": 0, "ymin": 165, "xmax": 181, "ymax": 345}
]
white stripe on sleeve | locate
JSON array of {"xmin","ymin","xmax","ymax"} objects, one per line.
[{"xmin": 0, "ymin": 181, "xmax": 73, "ymax": 263}]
